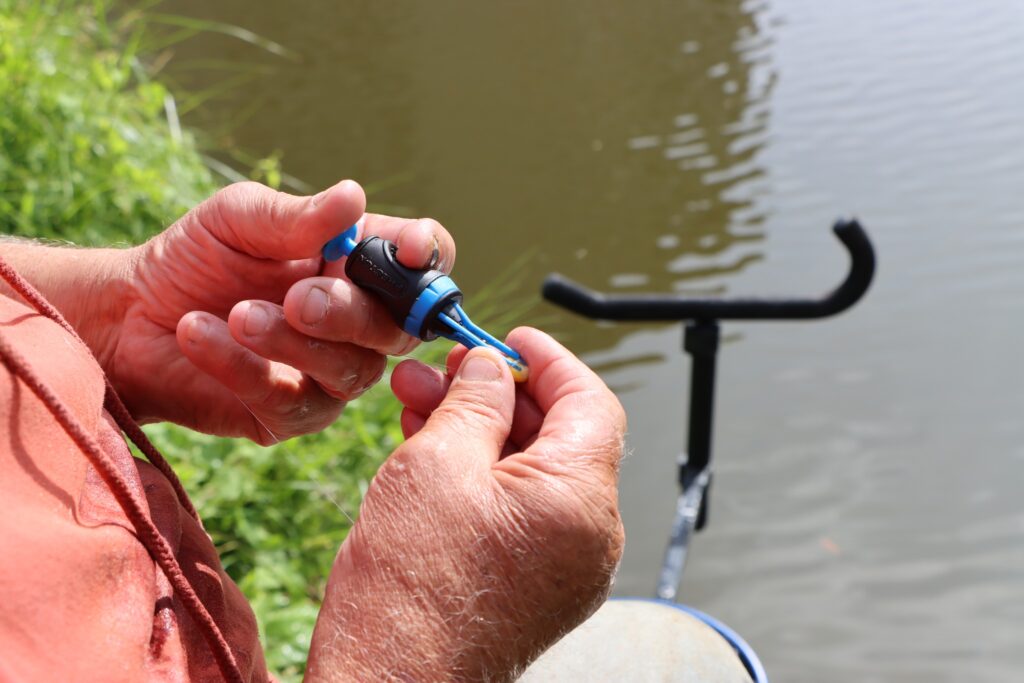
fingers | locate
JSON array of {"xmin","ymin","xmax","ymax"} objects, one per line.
[
  {"xmin": 196, "ymin": 179, "xmax": 367, "ymax": 260},
  {"xmin": 391, "ymin": 359, "xmax": 448, "ymax": 415},
  {"xmin": 400, "ymin": 408, "xmax": 427, "ymax": 439},
  {"xmin": 503, "ymin": 327, "xmax": 626, "ymax": 470},
  {"xmin": 393, "ymin": 218, "xmax": 445, "ymax": 271},
  {"xmin": 510, "ymin": 389, "xmax": 545, "ymax": 450},
  {"xmin": 393, "ymin": 355, "xmax": 545, "ymax": 448},
  {"xmin": 444, "ymin": 344, "xmax": 470, "ymax": 376},
  {"xmin": 282, "ymin": 277, "xmax": 419, "ymax": 355},
  {"xmin": 443, "ymin": 345, "xmax": 544, "ymax": 447},
  {"xmin": 320, "ymin": 214, "xmax": 458, "ymax": 282},
  {"xmin": 175, "ymin": 312, "xmax": 344, "ymax": 434},
  {"xmin": 364, "ymin": 215, "xmax": 457, "ymax": 272},
  {"xmin": 405, "ymin": 348, "xmax": 515, "ymax": 465},
  {"xmin": 228, "ymin": 301, "xmax": 386, "ymax": 400}
]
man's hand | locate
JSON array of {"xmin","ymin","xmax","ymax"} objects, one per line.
[
  {"xmin": 108, "ymin": 180, "xmax": 456, "ymax": 443},
  {"xmin": 307, "ymin": 328, "xmax": 625, "ymax": 681},
  {"xmin": 0, "ymin": 179, "xmax": 457, "ymax": 442}
]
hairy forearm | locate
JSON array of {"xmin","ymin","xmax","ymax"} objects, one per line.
[
  {"xmin": 306, "ymin": 540, "xmax": 463, "ymax": 682},
  {"xmin": 0, "ymin": 238, "xmax": 138, "ymax": 372},
  {"xmin": 306, "ymin": 532, "xmax": 531, "ymax": 683}
]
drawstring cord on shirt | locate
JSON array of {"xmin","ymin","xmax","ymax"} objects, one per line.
[{"xmin": 0, "ymin": 256, "xmax": 244, "ymax": 683}]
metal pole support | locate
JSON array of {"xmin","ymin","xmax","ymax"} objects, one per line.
[{"xmin": 682, "ymin": 320, "xmax": 719, "ymax": 531}]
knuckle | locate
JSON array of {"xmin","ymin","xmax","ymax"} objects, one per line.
[
  {"xmin": 606, "ymin": 390, "xmax": 628, "ymax": 434},
  {"xmin": 355, "ymin": 294, "xmax": 379, "ymax": 344},
  {"xmin": 219, "ymin": 180, "xmax": 262, "ymax": 204},
  {"xmin": 577, "ymin": 389, "xmax": 628, "ymax": 455},
  {"xmin": 321, "ymin": 353, "xmax": 385, "ymax": 400},
  {"xmin": 266, "ymin": 188, "xmax": 290, "ymax": 229}
]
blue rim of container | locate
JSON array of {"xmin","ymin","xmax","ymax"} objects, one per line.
[{"xmin": 611, "ymin": 598, "xmax": 768, "ymax": 683}]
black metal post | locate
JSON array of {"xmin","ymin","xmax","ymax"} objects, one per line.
[
  {"xmin": 683, "ymin": 321, "xmax": 719, "ymax": 477},
  {"xmin": 682, "ymin": 321, "xmax": 719, "ymax": 532}
]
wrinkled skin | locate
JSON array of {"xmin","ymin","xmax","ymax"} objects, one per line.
[
  {"xmin": 308, "ymin": 329, "xmax": 627, "ymax": 681},
  {"xmin": 107, "ymin": 180, "xmax": 457, "ymax": 443},
  {"xmin": 1, "ymin": 179, "xmax": 626, "ymax": 680}
]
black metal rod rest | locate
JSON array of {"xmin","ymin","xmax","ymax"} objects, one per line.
[
  {"xmin": 542, "ymin": 219, "xmax": 875, "ymax": 321},
  {"xmin": 541, "ymin": 217, "xmax": 875, "ymax": 602}
]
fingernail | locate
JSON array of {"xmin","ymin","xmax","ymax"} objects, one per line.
[
  {"xmin": 302, "ymin": 286, "xmax": 329, "ymax": 325},
  {"xmin": 460, "ymin": 354, "xmax": 502, "ymax": 382},
  {"xmin": 187, "ymin": 316, "xmax": 208, "ymax": 344},
  {"xmin": 243, "ymin": 302, "xmax": 270, "ymax": 336},
  {"xmin": 428, "ymin": 236, "xmax": 440, "ymax": 269}
]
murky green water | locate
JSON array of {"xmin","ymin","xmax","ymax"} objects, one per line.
[{"xmin": 165, "ymin": 0, "xmax": 1024, "ymax": 679}]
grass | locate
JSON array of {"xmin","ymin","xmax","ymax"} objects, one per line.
[
  {"xmin": 0, "ymin": 0, "xmax": 220, "ymax": 245},
  {"xmin": 0, "ymin": 1, "xmax": 441, "ymax": 679}
]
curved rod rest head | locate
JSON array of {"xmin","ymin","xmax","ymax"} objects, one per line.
[{"xmin": 541, "ymin": 218, "xmax": 875, "ymax": 322}]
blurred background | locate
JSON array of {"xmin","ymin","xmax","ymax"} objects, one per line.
[{"xmin": 5, "ymin": 0, "xmax": 1024, "ymax": 680}]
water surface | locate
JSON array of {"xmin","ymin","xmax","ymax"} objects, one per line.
[{"xmin": 165, "ymin": 1, "xmax": 1024, "ymax": 679}]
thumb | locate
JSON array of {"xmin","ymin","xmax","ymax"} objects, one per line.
[
  {"xmin": 409, "ymin": 348, "xmax": 515, "ymax": 464},
  {"xmin": 197, "ymin": 179, "xmax": 367, "ymax": 260}
]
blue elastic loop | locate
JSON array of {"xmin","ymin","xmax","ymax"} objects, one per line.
[
  {"xmin": 322, "ymin": 224, "xmax": 359, "ymax": 262},
  {"xmin": 435, "ymin": 309, "xmax": 528, "ymax": 378},
  {"xmin": 450, "ymin": 302, "xmax": 522, "ymax": 361},
  {"xmin": 436, "ymin": 311, "xmax": 487, "ymax": 349}
]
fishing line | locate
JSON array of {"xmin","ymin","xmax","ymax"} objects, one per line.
[{"xmin": 230, "ymin": 390, "xmax": 283, "ymax": 445}]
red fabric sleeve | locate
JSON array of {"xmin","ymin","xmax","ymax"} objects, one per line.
[{"xmin": 0, "ymin": 293, "xmax": 269, "ymax": 682}]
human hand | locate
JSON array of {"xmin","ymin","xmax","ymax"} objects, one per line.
[
  {"xmin": 113, "ymin": 180, "xmax": 456, "ymax": 443},
  {"xmin": 306, "ymin": 328, "xmax": 625, "ymax": 681}
]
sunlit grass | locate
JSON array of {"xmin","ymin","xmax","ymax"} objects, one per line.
[{"xmin": 0, "ymin": 0, "xmax": 219, "ymax": 245}]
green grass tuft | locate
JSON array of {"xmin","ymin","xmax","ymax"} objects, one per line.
[{"xmin": 0, "ymin": 0, "xmax": 220, "ymax": 246}]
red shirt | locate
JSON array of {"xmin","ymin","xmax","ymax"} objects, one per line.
[{"xmin": 0, "ymin": 290, "xmax": 269, "ymax": 682}]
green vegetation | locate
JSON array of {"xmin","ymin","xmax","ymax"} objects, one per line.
[
  {"xmin": 0, "ymin": 0, "xmax": 219, "ymax": 245},
  {"xmin": 0, "ymin": 2, "xmax": 445, "ymax": 679}
]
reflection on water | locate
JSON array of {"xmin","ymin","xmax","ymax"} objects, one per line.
[
  {"xmin": 164, "ymin": 0, "xmax": 1024, "ymax": 680},
  {"xmin": 164, "ymin": 0, "xmax": 775, "ymax": 355}
]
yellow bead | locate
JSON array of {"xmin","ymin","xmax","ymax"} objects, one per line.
[{"xmin": 506, "ymin": 359, "xmax": 530, "ymax": 383}]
